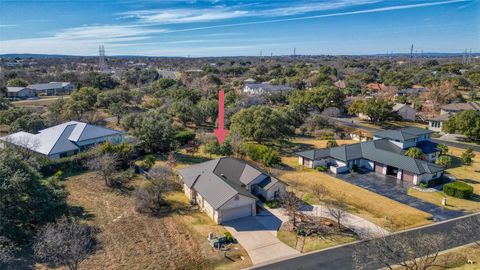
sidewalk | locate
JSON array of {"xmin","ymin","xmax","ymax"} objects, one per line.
[{"xmin": 266, "ymin": 205, "xmax": 389, "ymax": 238}]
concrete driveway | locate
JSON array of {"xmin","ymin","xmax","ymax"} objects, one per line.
[{"xmin": 223, "ymin": 214, "xmax": 299, "ymax": 265}]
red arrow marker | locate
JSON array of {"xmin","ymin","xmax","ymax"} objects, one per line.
[{"xmin": 214, "ymin": 90, "xmax": 229, "ymax": 144}]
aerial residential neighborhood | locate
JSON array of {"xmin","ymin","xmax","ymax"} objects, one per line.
[{"xmin": 0, "ymin": 0, "xmax": 479, "ymax": 270}]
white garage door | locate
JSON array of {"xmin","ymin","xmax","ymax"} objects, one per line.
[{"xmin": 221, "ymin": 205, "xmax": 252, "ymax": 223}]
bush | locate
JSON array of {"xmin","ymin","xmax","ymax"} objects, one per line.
[
  {"xmin": 265, "ymin": 200, "xmax": 279, "ymax": 209},
  {"xmin": 419, "ymin": 182, "xmax": 427, "ymax": 189},
  {"xmin": 224, "ymin": 232, "xmax": 234, "ymax": 243},
  {"xmin": 39, "ymin": 150, "xmax": 94, "ymax": 176},
  {"xmin": 316, "ymin": 166, "xmax": 327, "ymax": 172},
  {"xmin": 175, "ymin": 130, "xmax": 196, "ymax": 146},
  {"xmin": 204, "ymin": 140, "xmax": 233, "ymax": 156},
  {"xmin": 242, "ymin": 143, "xmax": 281, "ymax": 167},
  {"xmin": 443, "ymin": 181, "xmax": 474, "ymax": 199},
  {"xmin": 426, "ymin": 177, "xmax": 446, "ymax": 188},
  {"xmin": 139, "ymin": 155, "xmax": 155, "ymax": 170}
]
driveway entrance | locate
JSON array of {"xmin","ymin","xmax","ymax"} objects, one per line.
[
  {"xmin": 223, "ymin": 215, "xmax": 299, "ymax": 265},
  {"xmin": 333, "ymin": 171, "xmax": 464, "ymax": 221}
]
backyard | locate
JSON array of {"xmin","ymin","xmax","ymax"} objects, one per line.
[{"xmin": 48, "ymin": 172, "xmax": 251, "ymax": 270}]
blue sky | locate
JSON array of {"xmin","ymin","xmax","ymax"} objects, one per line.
[{"xmin": 0, "ymin": 0, "xmax": 478, "ymax": 56}]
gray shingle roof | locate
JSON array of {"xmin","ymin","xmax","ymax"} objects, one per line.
[
  {"xmin": 178, "ymin": 157, "xmax": 285, "ymax": 209},
  {"xmin": 441, "ymin": 102, "xmax": 480, "ymax": 112},
  {"xmin": 297, "ymin": 139, "xmax": 443, "ymax": 175},
  {"xmin": 374, "ymin": 127, "xmax": 432, "ymax": 142},
  {"xmin": 245, "ymin": 83, "xmax": 293, "ymax": 92},
  {"xmin": 27, "ymin": 82, "xmax": 73, "ymax": 91}
]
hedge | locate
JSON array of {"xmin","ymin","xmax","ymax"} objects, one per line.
[
  {"xmin": 443, "ymin": 181, "xmax": 474, "ymax": 199},
  {"xmin": 39, "ymin": 150, "xmax": 94, "ymax": 176}
]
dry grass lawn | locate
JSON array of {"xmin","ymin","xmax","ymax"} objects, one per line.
[
  {"xmin": 408, "ymin": 146, "xmax": 480, "ymax": 212},
  {"xmin": 12, "ymin": 96, "xmax": 69, "ymax": 108},
  {"xmin": 275, "ymin": 138, "xmax": 434, "ymax": 231},
  {"xmin": 55, "ymin": 172, "xmax": 251, "ymax": 270},
  {"xmin": 277, "ymin": 231, "xmax": 356, "ymax": 253}
]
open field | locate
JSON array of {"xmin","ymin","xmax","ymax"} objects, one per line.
[
  {"xmin": 408, "ymin": 146, "xmax": 480, "ymax": 212},
  {"xmin": 275, "ymin": 138, "xmax": 434, "ymax": 231},
  {"xmin": 54, "ymin": 172, "xmax": 251, "ymax": 270}
]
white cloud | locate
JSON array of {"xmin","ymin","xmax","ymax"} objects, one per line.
[
  {"xmin": 120, "ymin": 8, "xmax": 248, "ymax": 24},
  {"xmin": 0, "ymin": 24, "xmax": 166, "ymax": 55},
  {"xmin": 0, "ymin": 24, "xmax": 16, "ymax": 28}
]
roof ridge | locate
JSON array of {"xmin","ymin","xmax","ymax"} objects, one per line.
[{"xmin": 47, "ymin": 123, "xmax": 77, "ymax": 155}]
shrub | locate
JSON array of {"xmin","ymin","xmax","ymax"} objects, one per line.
[
  {"xmin": 265, "ymin": 200, "xmax": 279, "ymax": 209},
  {"xmin": 139, "ymin": 155, "xmax": 155, "ymax": 170},
  {"xmin": 436, "ymin": 155, "xmax": 453, "ymax": 168},
  {"xmin": 242, "ymin": 143, "xmax": 281, "ymax": 167},
  {"xmin": 204, "ymin": 140, "xmax": 233, "ymax": 156},
  {"xmin": 316, "ymin": 166, "xmax": 327, "ymax": 172},
  {"xmin": 443, "ymin": 181, "xmax": 474, "ymax": 199},
  {"xmin": 419, "ymin": 182, "xmax": 427, "ymax": 189},
  {"xmin": 224, "ymin": 232, "xmax": 234, "ymax": 243},
  {"xmin": 39, "ymin": 151, "xmax": 94, "ymax": 176},
  {"xmin": 175, "ymin": 130, "xmax": 196, "ymax": 146}
]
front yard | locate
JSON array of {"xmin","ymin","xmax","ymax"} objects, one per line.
[
  {"xmin": 277, "ymin": 230, "xmax": 357, "ymax": 253},
  {"xmin": 408, "ymin": 146, "xmax": 480, "ymax": 212},
  {"xmin": 57, "ymin": 172, "xmax": 251, "ymax": 270},
  {"xmin": 275, "ymin": 138, "xmax": 434, "ymax": 231}
]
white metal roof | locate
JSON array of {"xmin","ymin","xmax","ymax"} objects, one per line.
[{"xmin": 0, "ymin": 121, "xmax": 122, "ymax": 156}]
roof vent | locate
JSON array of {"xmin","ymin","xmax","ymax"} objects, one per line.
[{"xmin": 220, "ymin": 174, "xmax": 226, "ymax": 178}]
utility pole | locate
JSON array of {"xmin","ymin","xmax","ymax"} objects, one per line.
[
  {"xmin": 410, "ymin": 44, "xmax": 414, "ymax": 60},
  {"xmin": 293, "ymin": 47, "xmax": 296, "ymax": 58},
  {"xmin": 98, "ymin": 45, "xmax": 107, "ymax": 72}
]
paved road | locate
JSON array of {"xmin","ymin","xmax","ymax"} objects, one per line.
[
  {"xmin": 250, "ymin": 213, "xmax": 480, "ymax": 270},
  {"xmin": 328, "ymin": 117, "xmax": 480, "ymax": 152},
  {"xmin": 335, "ymin": 171, "xmax": 465, "ymax": 221}
]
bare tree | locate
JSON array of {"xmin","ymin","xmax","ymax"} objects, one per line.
[
  {"xmin": 86, "ymin": 153, "xmax": 118, "ymax": 186},
  {"xmin": 353, "ymin": 231, "xmax": 446, "ymax": 270},
  {"xmin": 33, "ymin": 218, "xmax": 97, "ymax": 270},
  {"xmin": 311, "ymin": 182, "xmax": 327, "ymax": 202},
  {"xmin": 325, "ymin": 200, "xmax": 347, "ymax": 231},
  {"xmin": 280, "ymin": 191, "xmax": 304, "ymax": 227},
  {"xmin": 134, "ymin": 166, "xmax": 180, "ymax": 213},
  {"xmin": 0, "ymin": 237, "xmax": 15, "ymax": 269}
]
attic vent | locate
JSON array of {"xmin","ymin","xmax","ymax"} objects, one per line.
[{"xmin": 220, "ymin": 174, "xmax": 226, "ymax": 178}]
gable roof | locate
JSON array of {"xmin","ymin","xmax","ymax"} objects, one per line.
[
  {"xmin": 7, "ymin": 87, "xmax": 30, "ymax": 93},
  {"xmin": 374, "ymin": 127, "xmax": 432, "ymax": 142},
  {"xmin": 27, "ymin": 82, "xmax": 73, "ymax": 91},
  {"xmin": 0, "ymin": 121, "xmax": 122, "ymax": 156},
  {"xmin": 297, "ymin": 139, "xmax": 443, "ymax": 175},
  {"xmin": 441, "ymin": 102, "xmax": 480, "ymax": 112},
  {"xmin": 393, "ymin": 103, "xmax": 415, "ymax": 112},
  {"xmin": 178, "ymin": 157, "xmax": 286, "ymax": 209}
]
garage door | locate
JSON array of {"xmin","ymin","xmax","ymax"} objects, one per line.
[
  {"xmin": 221, "ymin": 205, "xmax": 252, "ymax": 223},
  {"xmin": 402, "ymin": 170, "xmax": 415, "ymax": 183},
  {"xmin": 374, "ymin": 162, "xmax": 384, "ymax": 174}
]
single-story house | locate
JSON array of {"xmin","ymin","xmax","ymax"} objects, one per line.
[
  {"xmin": 243, "ymin": 83, "xmax": 293, "ymax": 95},
  {"xmin": 440, "ymin": 102, "xmax": 480, "ymax": 115},
  {"xmin": 428, "ymin": 102, "xmax": 480, "ymax": 132},
  {"xmin": 28, "ymin": 82, "xmax": 76, "ymax": 96},
  {"xmin": 6, "ymin": 87, "xmax": 35, "ymax": 99},
  {"xmin": 0, "ymin": 121, "xmax": 124, "ymax": 159},
  {"xmin": 178, "ymin": 157, "xmax": 287, "ymax": 224},
  {"xmin": 297, "ymin": 127, "xmax": 443, "ymax": 185},
  {"xmin": 428, "ymin": 113, "xmax": 451, "ymax": 132},
  {"xmin": 392, "ymin": 103, "xmax": 417, "ymax": 121}
]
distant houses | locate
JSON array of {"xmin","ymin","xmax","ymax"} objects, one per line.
[
  {"xmin": 28, "ymin": 82, "xmax": 76, "ymax": 96},
  {"xmin": 0, "ymin": 121, "xmax": 124, "ymax": 159},
  {"xmin": 392, "ymin": 103, "xmax": 417, "ymax": 121},
  {"xmin": 428, "ymin": 102, "xmax": 480, "ymax": 132},
  {"xmin": 243, "ymin": 82, "xmax": 293, "ymax": 95},
  {"xmin": 6, "ymin": 87, "xmax": 35, "ymax": 99}
]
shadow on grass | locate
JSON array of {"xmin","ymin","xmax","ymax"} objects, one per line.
[{"xmin": 176, "ymin": 153, "xmax": 212, "ymax": 164}]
